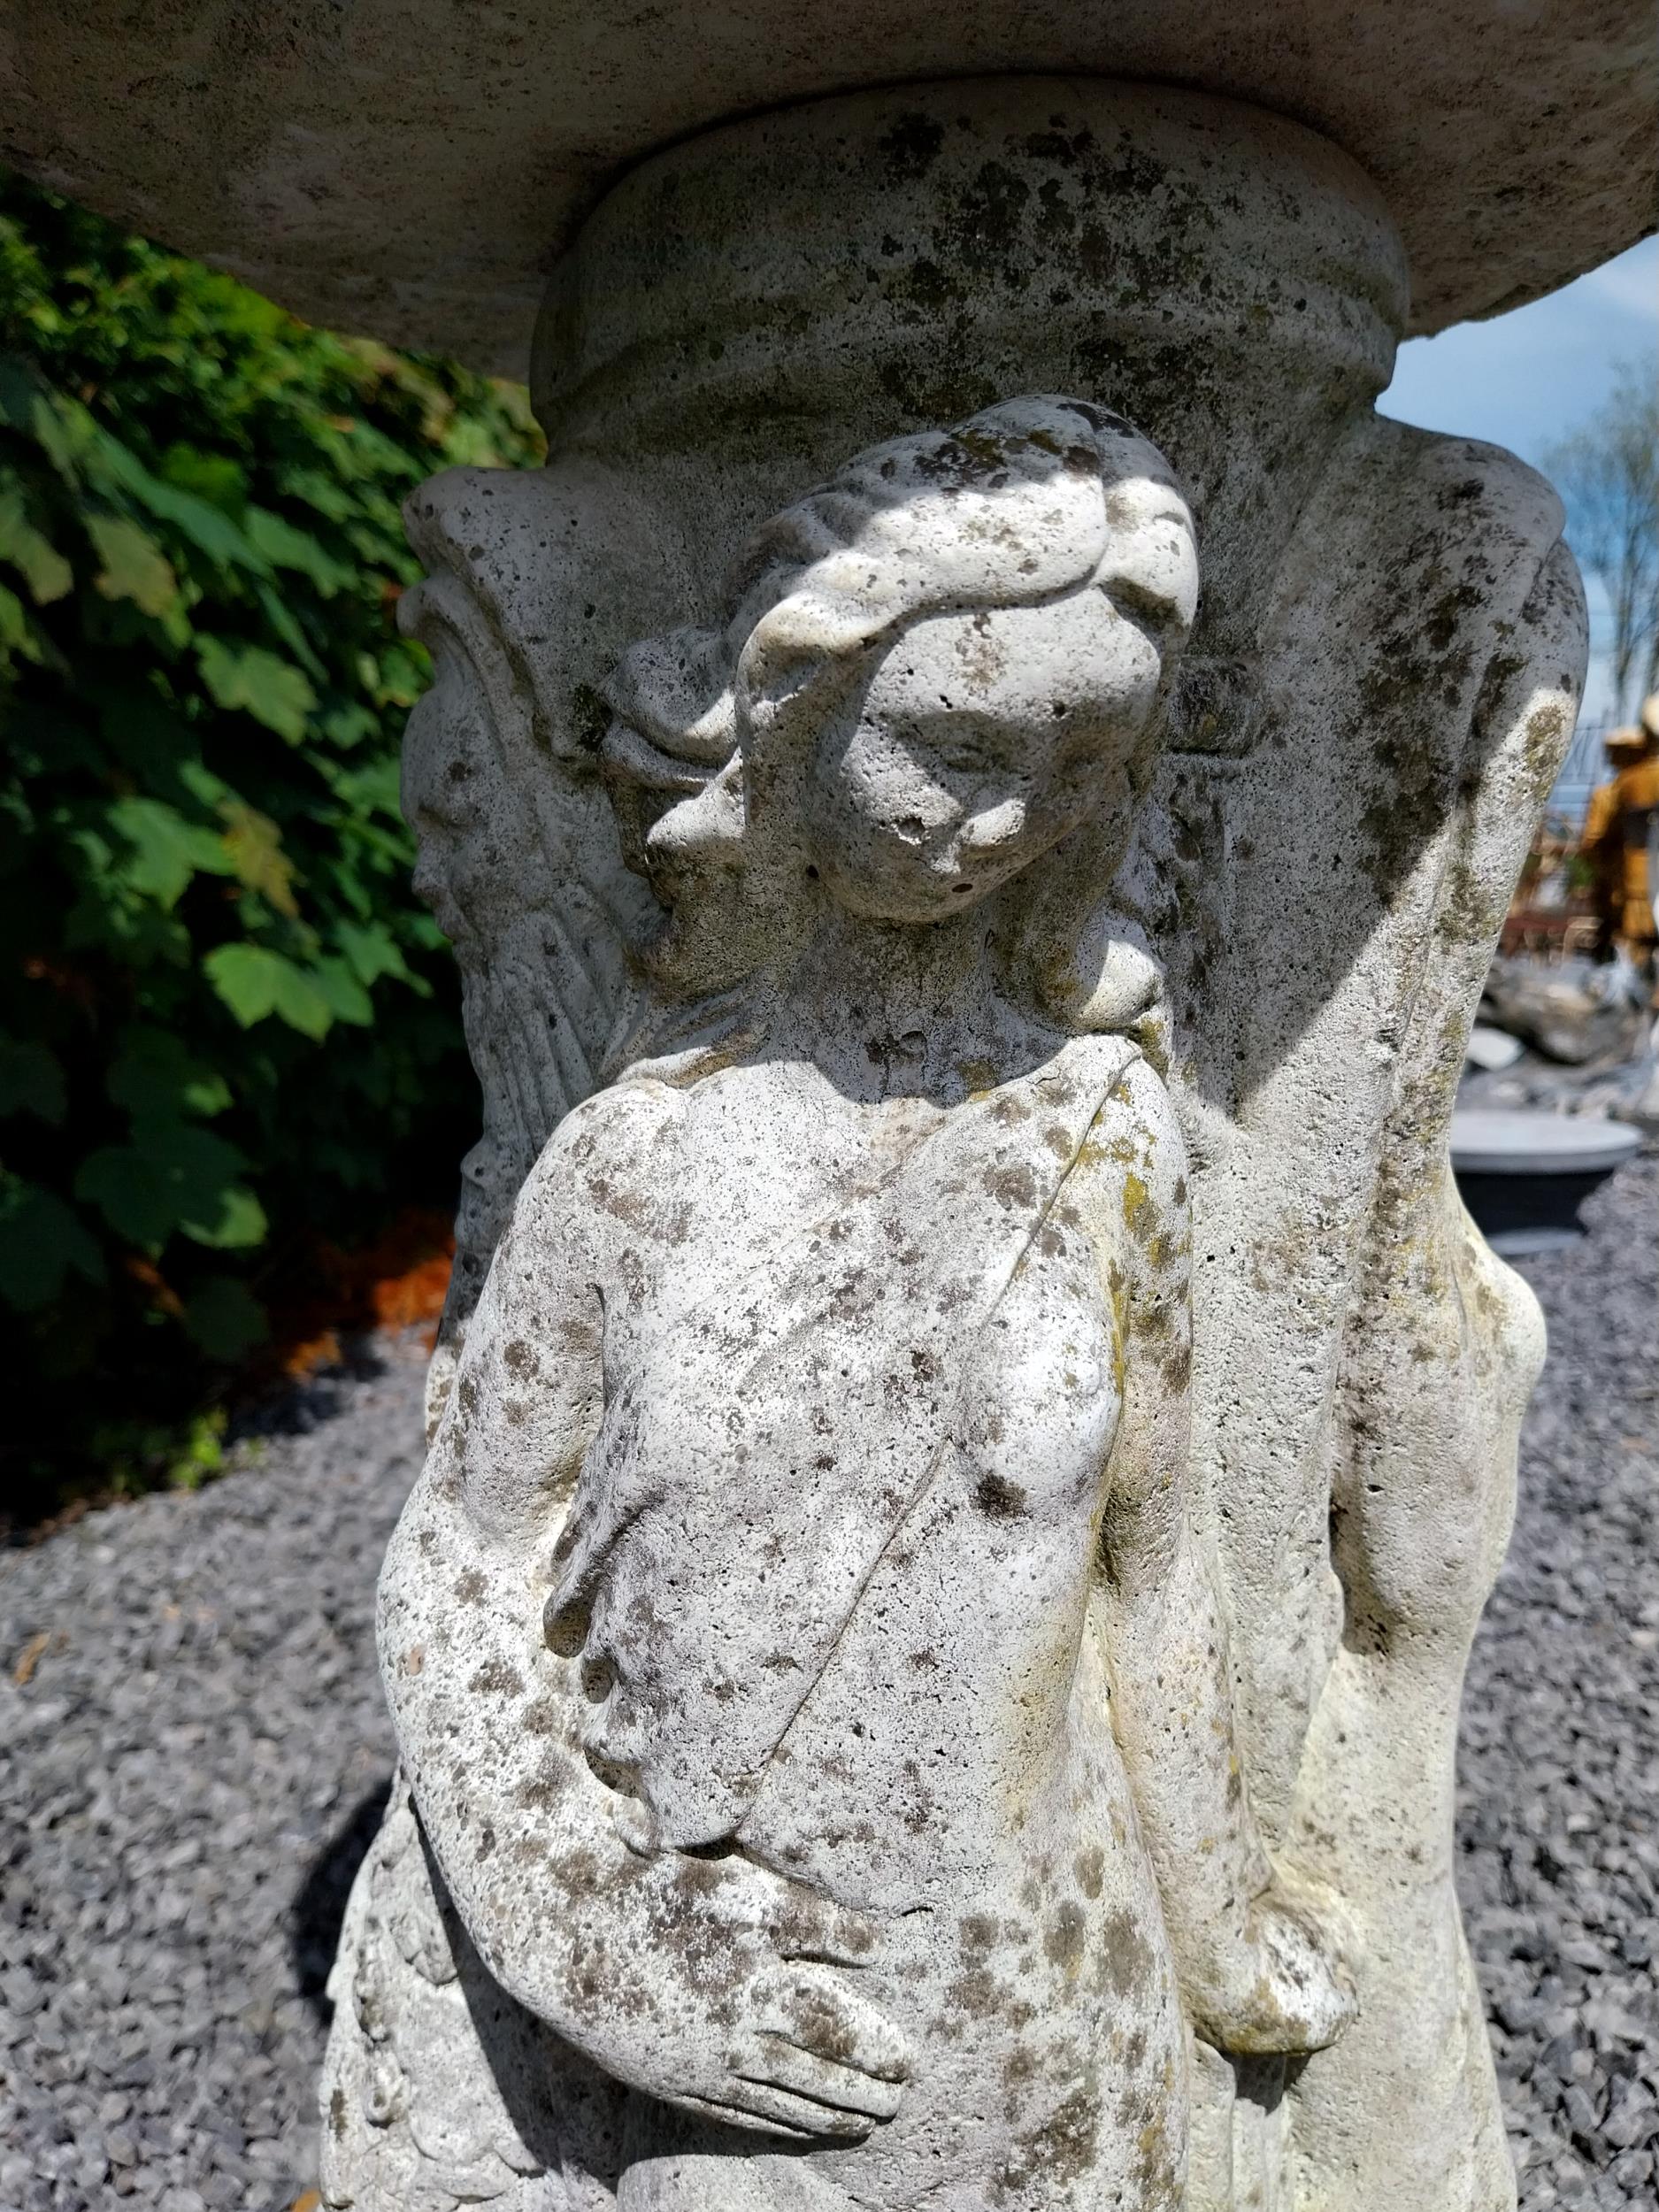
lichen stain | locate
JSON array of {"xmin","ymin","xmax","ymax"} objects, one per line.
[
  {"xmin": 976, "ymin": 1472, "xmax": 1028, "ymax": 1519},
  {"xmin": 1100, "ymin": 1908, "xmax": 1155, "ymax": 1997},
  {"xmin": 1122, "ymin": 1171, "xmax": 1156, "ymax": 1242},
  {"xmin": 878, "ymin": 111, "xmax": 946, "ymax": 184},
  {"xmin": 1044, "ymin": 1898, "xmax": 1087, "ymax": 1972},
  {"xmin": 996, "ymin": 2080, "xmax": 1104, "ymax": 2199}
]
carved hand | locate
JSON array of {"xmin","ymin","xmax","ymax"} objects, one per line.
[
  {"xmin": 379, "ymin": 1440, "xmax": 912, "ymax": 2141},
  {"xmin": 620, "ymin": 1844, "xmax": 913, "ymax": 2139},
  {"xmin": 1185, "ymin": 1873, "xmax": 1357, "ymax": 2057}
]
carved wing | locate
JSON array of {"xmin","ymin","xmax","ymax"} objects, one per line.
[{"xmin": 399, "ymin": 465, "xmax": 670, "ymax": 1416}]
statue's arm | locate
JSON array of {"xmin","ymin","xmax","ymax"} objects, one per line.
[
  {"xmin": 380, "ymin": 1106, "xmax": 910, "ymax": 2139},
  {"xmin": 1329, "ymin": 535, "xmax": 1586, "ymax": 1647},
  {"xmin": 1085, "ymin": 1057, "xmax": 1353, "ymax": 2054}
]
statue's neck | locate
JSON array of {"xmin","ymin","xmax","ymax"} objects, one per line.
[{"xmin": 764, "ymin": 901, "xmax": 1025, "ymax": 1100}]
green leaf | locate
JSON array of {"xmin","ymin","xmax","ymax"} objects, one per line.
[
  {"xmin": 106, "ymin": 795, "xmax": 232, "ymax": 908},
  {"xmin": 204, "ymin": 941, "xmax": 334, "ymax": 1038},
  {"xmin": 0, "ymin": 1036, "xmax": 66, "ymax": 1124},
  {"xmin": 75, "ymin": 1123, "xmax": 265, "ymax": 1250},
  {"xmin": 313, "ymin": 956, "xmax": 373, "ymax": 1025},
  {"xmin": 195, "ymin": 635, "xmax": 316, "ymax": 741},
  {"xmin": 163, "ymin": 1407, "xmax": 229, "ymax": 1488},
  {"xmin": 92, "ymin": 429, "xmax": 265, "ymax": 569},
  {"xmin": 25, "ymin": 386, "xmax": 88, "ymax": 477},
  {"xmin": 175, "ymin": 755, "xmax": 233, "ymax": 810},
  {"xmin": 181, "ymin": 1277, "xmax": 267, "ymax": 1361},
  {"xmin": 158, "ymin": 446, "xmax": 247, "ymax": 517},
  {"xmin": 0, "ymin": 1179, "xmax": 106, "ymax": 1311},
  {"xmin": 0, "ymin": 357, "xmax": 44, "ymax": 435},
  {"xmin": 330, "ymin": 756, "xmax": 403, "ymax": 818},
  {"xmin": 181, "ymin": 1180, "xmax": 267, "ymax": 1250},
  {"xmin": 107, "ymin": 1025, "xmax": 232, "ymax": 1121},
  {"xmin": 275, "ymin": 465, "xmax": 357, "ymax": 524},
  {"xmin": 0, "ymin": 482, "xmax": 73, "ymax": 603},
  {"xmin": 0, "ymin": 580, "xmax": 35, "ymax": 654},
  {"xmin": 371, "ymin": 639, "xmax": 429, "ymax": 709},
  {"xmin": 335, "ymin": 919, "xmax": 412, "ymax": 987},
  {"xmin": 253, "ymin": 580, "xmax": 326, "ymax": 680},
  {"xmin": 86, "ymin": 511, "xmax": 179, "ymax": 615},
  {"xmin": 320, "ymin": 701, "xmax": 379, "ymax": 749},
  {"xmin": 243, "ymin": 504, "xmax": 352, "ymax": 593},
  {"xmin": 218, "ymin": 800, "xmax": 300, "ymax": 917}
]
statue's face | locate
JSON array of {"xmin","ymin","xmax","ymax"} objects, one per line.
[{"xmin": 801, "ymin": 587, "xmax": 1169, "ymax": 924}]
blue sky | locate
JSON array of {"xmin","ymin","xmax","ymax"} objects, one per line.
[{"xmin": 1379, "ymin": 236, "xmax": 1657, "ymax": 726}]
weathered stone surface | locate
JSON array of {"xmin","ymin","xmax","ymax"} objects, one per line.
[
  {"xmin": 313, "ymin": 77, "xmax": 1589, "ymax": 2212},
  {"xmin": 331, "ymin": 391, "xmax": 1363, "ymax": 2211},
  {"xmin": 3, "ymin": 5, "xmax": 1654, "ymax": 371},
  {"xmin": 5, "ymin": 30, "xmax": 1603, "ymax": 2206}
]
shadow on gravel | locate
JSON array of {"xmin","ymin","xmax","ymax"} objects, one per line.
[
  {"xmin": 3, "ymin": 1336, "xmax": 401, "ymax": 1548},
  {"xmin": 291, "ymin": 1774, "xmax": 396, "ymax": 2021},
  {"xmin": 233, "ymin": 1334, "xmax": 394, "ymax": 1451}
]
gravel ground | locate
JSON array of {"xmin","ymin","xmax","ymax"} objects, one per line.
[
  {"xmin": 1, "ymin": 1161, "xmax": 1654, "ymax": 2212},
  {"xmin": 0, "ymin": 1343, "xmax": 425, "ymax": 2212},
  {"xmin": 1458, "ymin": 1149, "xmax": 1659, "ymax": 2210}
]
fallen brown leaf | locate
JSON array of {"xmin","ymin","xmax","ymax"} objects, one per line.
[{"xmin": 13, "ymin": 1631, "xmax": 50, "ymax": 1687}]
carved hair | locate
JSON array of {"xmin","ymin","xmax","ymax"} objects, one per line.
[{"xmin": 603, "ymin": 396, "xmax": 1196, "ymax": 1039}]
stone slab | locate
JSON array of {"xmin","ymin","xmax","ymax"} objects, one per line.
[
  {"xmin": 3, "ymin": 2, "xmax": 1655, "ymax": 371},
  {"xmin": 1450, "ymin": 1107, "xmax": 1644, "ymax": 1175}
]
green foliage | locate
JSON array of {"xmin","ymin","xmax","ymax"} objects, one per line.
[{"xmin": 0, "ymin": 173, "xmax": 540, "ymax": 1500}]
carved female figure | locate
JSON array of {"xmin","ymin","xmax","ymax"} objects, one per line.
[{"xmin": 352, "ymin": 399, "xmax": 1351, "ymax": 2211}]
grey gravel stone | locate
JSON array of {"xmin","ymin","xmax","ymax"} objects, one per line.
[
  {"xmin": 0, "ymin": 1157, "xmax": 1653, "ymax": 2209},
  {"xmin": 1457, "ymin": 1150, "xmax": 1659, "ymax": 2208},
  {"xmin": 1, "ymin": 1338, "xmax": 423, "ymax": 2212}
]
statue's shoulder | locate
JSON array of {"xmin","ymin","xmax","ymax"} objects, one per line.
[
  {"xmin": 1295, "ymin": 411, "xmax": 1570, "ymax": 604},
  {"xmin": 511, "ymin": 1075, "xmax": 687, "ymax": 1234},
  {"xmin": 1038, "ymin": 1026, "xmax": 1148, "ymax": 1104},
  {"xmin": 1014, "ymin": 1031, "xmax": 1183, "ymax": 1185}
]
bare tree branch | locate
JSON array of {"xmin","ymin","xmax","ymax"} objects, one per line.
[{"xmin": 1546, "ymin": 360, "xmax": 1659, "ymax": 722}]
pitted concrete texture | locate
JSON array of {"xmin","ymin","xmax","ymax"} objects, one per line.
[{"xmin": 1, "ymin": 11, "xmax": 1653, "ymax": 370}]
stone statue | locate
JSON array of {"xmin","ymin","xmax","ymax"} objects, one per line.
[
  {"xmin": 324, "ymin": 398, "xmax": 1366, "ymax": 2208},
  {"xmin": 311, "ymin": 80, "xmax": 1594, "ymax": 2212},
  {"xmin": 10, "ymin": 8, "xmax": 1636, "ymax": 2200},
  {"xmin": 392, "ymin": 466, "xmax": 663, "ymax": 1439}
]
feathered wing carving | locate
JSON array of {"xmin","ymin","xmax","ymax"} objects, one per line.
[{"xmin": 398, "ymin": 465, "xmax": 671, "ymax": 1428}]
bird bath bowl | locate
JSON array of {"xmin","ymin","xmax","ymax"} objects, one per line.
[{"xmin": 1451, "ymin": 1109, "xmax": 1642, "ymax": 1256}]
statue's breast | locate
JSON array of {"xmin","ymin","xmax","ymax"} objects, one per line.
[
  {"xmin": 740, "ymin": 1235, "xmax": 1128, "ymax": 1907},
  {"xmin": 546, "ymin": 1037, "xmax": 1139, "ymax": 1849}
]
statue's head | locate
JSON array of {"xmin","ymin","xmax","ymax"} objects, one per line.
[{"xmin": 603, "ymin": 397, "xmax": 1196, "ymax": 989}]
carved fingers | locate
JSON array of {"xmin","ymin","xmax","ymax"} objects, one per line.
[
  {"xmin": 716, "ymin": 1964, "xmax": 912, "ymax": 2139},
  {"xmin": 756, "ymin": 1883, "xmax": 882, "ymax": 1970},
  {"xmin": 623, "ymin": 1854, "xmax": 912, "ymax": 2140}
]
